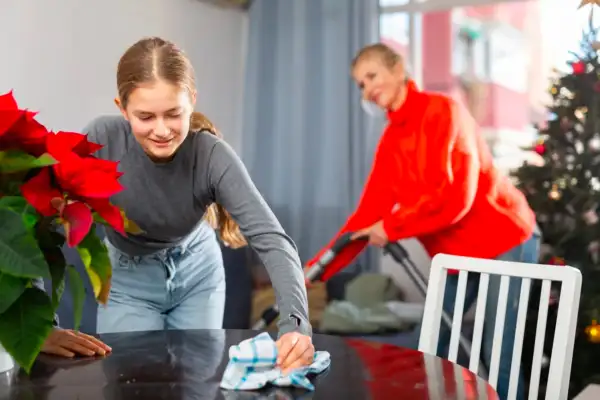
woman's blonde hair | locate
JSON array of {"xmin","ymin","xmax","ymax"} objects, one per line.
[
  {"xmin": 351, "ymin": 43, "xmax": 404, "ymax": 70},
  {"xmin": 116, "ymin": 36, "xmax": 247, "ymax": 248}
]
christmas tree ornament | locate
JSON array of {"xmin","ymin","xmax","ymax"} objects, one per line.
[
  {"xmin": 583, "ymin": 208, "xmax": 599, "ymax": 225},
  {"xmin": 589, "ymin": 136, "xmax": 600, "ymax": 150},
  {"xmin": 572, "ymin": 61, "xmax": 586, "ymax": 75},
  {"xmin": 549, "ymin": 184, "xmax": 561, "ymax": 200},
  {"xmin": 585, "ymin": 320, "xmax": 600, "ymax": 343},
  {"xmin": 549, "ymin": 256, "xmax": 566, "ymax": 265},
  {"xmin": 534, "ymin": 143, "xmax": 546, "ymax": 155},
  {"xmin": 575, "ymin": 107, "xmax": 588, "ymax": 120}
]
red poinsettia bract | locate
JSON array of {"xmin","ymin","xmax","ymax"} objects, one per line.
[
  {"xmin": 1, "ymin": 91, "xmax": 126, "ymax": 247},
  {"xmin": 0, "ymin": 91, "xmax": 50, "ymax": 156},
  {"xmin": 21, "ymin": 132, "xmax": 126, "ymax": 246}
]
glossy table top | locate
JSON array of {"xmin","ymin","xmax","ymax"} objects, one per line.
[{"xmin": 1, "ymin": 329, "xmax": 498, "ymax": 399}]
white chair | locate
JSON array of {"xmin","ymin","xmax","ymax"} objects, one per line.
[{"xmin": 418, "ymin": 254, "xmax": 582, "ymax": 400}]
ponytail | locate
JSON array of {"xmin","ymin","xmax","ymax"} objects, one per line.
[{"xmin": 191, "ymin": 111, "xmax": 247, "ymax": 249}]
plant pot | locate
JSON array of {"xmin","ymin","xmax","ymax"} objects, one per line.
[{"xmin": 0, "ymin": 343, "xmax": 14, "ymax": 374}]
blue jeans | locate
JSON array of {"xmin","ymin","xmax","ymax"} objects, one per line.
[
  {"xmin": 97, "ymin": 223, "xmax": 226, "ymax": 333},
  {"xmin": 419, "ymin": 233, "xmax": 540, "ymax": 400}
]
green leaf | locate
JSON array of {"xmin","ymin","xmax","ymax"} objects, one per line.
[
  {"xmin": 0, "ymin": 150, "xmax": 56, "ymax": 173},
  {"xmin": 0, "ymin": 208, "xmax": 50, "ymax": 279},
  {"xmin": 34, "ymin": 228, "xmax": 66, "ymax": 311},
  {"xmin": 48, "ymin": 257, "xmax": 65, "ymax": 311},
  {"xmin": 0, "ymin": 196, "xmax": 40, "ymax": 231},
  {"xmin": 77, "ymin": 232, "xmax": 110, "ymax": 281},
  {"xmin": 0, "ymin": 287, "xmax": 55, "ymax": 373},
  {"xmin": 66, "ymin": 266, "xmax": 85, "ymax": 331},
  {"xmin": 0, "ymin": 271, "xmax": 28, "ymax": 314},
  {"xmin": 76, "ymin": 231, "xmax": 111, "ymax": 304}
]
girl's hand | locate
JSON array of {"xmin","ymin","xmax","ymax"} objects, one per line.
[
  {"xmin": 275, "ymin": 332, "xmax": 314, "ymax": 375},
  {"xmin": 41, "ymin": 328, "xmax": 112, "ymax": 358}
]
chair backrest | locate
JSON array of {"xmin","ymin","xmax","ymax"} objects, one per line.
[{"xmin": 418, "ymin": 254, "xmax": 582, "ymax": 400}]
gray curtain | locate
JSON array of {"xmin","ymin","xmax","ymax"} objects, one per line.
[{"xmin": 243, "ymin": 0, "xmax": 383, "ymax": 274}]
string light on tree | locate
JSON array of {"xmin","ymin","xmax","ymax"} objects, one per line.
[
  {"xmin": 549, "ymin": 184, "xmax": 561, "ymax": 200},
  {"xmin": 585, "ymin": 320, "xmax": 600, "ymax": 343},
  {"xmin": 590, "ymin": 135, "xmax": 600, "ymax": 150},
  {"xmin": 575, "ymin": 107, "xmax": 588, "ymax": 120}
]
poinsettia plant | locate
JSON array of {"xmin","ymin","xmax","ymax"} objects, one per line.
[{"xmin": 0, "ymin": 91, "xmax": 140, "ymax": 373}]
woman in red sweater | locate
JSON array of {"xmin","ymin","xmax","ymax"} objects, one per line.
[{"xmin": 306, "ymin": 43, "xmax": 539, "ymax": 400}]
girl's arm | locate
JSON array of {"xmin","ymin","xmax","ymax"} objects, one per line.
[{"xmin": 206, "ymin": 140, "xmax": 311, "ymax": 337}]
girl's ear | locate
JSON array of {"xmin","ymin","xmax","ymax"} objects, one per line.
[{"xmin": 114, "ymin": 97, "xmax": 128, "ymax": 120}]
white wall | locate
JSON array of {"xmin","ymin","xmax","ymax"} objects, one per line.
[{"xmin": 0, "ymin": 0, "xmax": 248, "ymax": 151}]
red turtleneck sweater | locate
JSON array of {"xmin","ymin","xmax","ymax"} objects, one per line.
[{"xmin": 307, "ymin": 81, "xmax": 536, "ymax": 280}]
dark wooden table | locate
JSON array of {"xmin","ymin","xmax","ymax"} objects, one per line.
[{"xmin": 0, "ymin": 329, "xmax": 498, "ymax": 399}]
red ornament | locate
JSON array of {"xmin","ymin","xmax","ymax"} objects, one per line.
[
  {"xmin": 572, "ymin": 61, "xmax": 586, "ymax": 75},
  {"xmin": 535, "ymin": 143, "xmax": 546, "ymax": 155},
  {"xmin": 549, "ymin": 256, "xmax": 566, "ymax": 266}
]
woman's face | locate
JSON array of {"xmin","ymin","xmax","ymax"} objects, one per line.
[
  {"xmin": 352, "ymin": 56, "xmax": 405, "ymax": 111},
  {"xmin": 118, "ymin": 79, "xmax": 196, "ymax": 161}
]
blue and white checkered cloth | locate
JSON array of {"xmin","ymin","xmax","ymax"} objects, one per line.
[{"xmin": 220, "ymin": 332, "xmax": 331, "ymax": 391}]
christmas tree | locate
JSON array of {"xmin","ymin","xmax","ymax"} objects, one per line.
[{"xmin": 511, "ymin": 11, "xmax": 600, "ymax": 398}]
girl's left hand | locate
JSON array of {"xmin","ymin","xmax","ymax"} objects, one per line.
[{"xmin": 275, "ymin": 332, "xmax": 314, "ymax": 375}]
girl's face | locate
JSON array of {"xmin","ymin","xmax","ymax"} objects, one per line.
[
  {"xmin": 352, "ymin": 56, "xmax": 405, "ymax": 111},
  {"xmin": 118, "ymin": 79, "xmax": 196, "ymax": 161}
]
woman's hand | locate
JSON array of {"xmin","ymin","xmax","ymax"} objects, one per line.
[
  {"xmin": 352, "ymin": 220, "xmax": 388, "ymax": 247},
  {"xmin": 41, "ymin": 328, "xmax": 112, "ymax": 358},
  {"xmin": 275, "ymin": 332, "xmax": 314, "ymax": 375}
]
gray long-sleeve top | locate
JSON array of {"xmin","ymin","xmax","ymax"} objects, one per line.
[{"xmin": 78, "ymin": 115, "xmax": 311, "ymax": 336}]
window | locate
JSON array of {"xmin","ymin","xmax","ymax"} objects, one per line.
[
  {"xmin": 380, "ymin": 12, "xmax": 410, "ymax": 48},
  {"xmin": 452, "ymin": 21, "xmax": 489, "ymax": 80},
  {"xmin": 488, "ymin": 24, "xmax": 528, "ymax": 92}
]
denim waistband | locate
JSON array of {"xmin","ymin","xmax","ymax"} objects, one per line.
[{"xmin": 105, "ymin": 221, "xmax": 215, "ymax": 263}]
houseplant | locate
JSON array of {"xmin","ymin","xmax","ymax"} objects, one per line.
[{"xmin": 0, "ymin": 91, "xmax": 139, "ymax": 374}]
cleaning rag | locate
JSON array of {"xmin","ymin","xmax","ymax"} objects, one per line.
[{"xmin": 220, "ymin": 332, "xmax": 331, "ymax": 391}]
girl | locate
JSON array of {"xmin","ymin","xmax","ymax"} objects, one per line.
[
  {"xmin": 41, "ymin": 37, "xmax": 313, "ymax": 374},
  {"xmin": 305, "ymin": 43, "xmax": 539, "ymax": 399}
]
